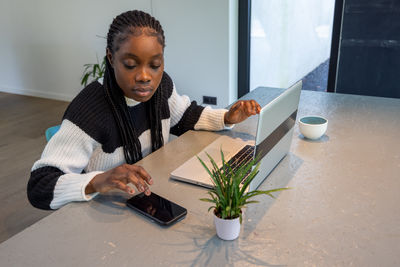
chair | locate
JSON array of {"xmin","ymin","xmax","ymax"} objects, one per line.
[{"xmin": 45, "ymin": 125, "xmax": 61, "ymax": 142}]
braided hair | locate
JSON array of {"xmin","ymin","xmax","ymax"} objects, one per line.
[{"xmin": 104, "ymin": 10, "xmax": 165, "ymax": 164}]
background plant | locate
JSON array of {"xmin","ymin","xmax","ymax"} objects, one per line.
[
  {"xmin": 80, "ymin": 54, "xmax": 106, "ymax": 87},
  {"xmin": 198, "ymin": 150, "xmax": 289, "ymax": 223}
]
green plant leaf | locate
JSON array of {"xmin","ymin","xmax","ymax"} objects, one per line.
[
  {"xmin": 205, "ymin": 152, "xmax": 226, "ymax": 201},
  {"xmin": 243, "ymin": 200, "xmax": 259, "ymax": 205},
  {"xmin": 198, "ymin": 147, "xmax": 291, "ymax": 220},
  {"xmin": 208, "ymin": 206, "xmax": 216, "ymax": 212},
  {"xmin": 199, "ymin": 198, "xmax": 216, "ymax": 203},
  {"xmin": 81, "ymin": 73, "xmax": 90, "ymax": 86},
  {"xmin": 239, "ymin": 161, "xmax": 260, "ymax": 197},
  {"xmin": 92, "ymin": 64, "xmax": 99, "ymax": 77},
  {"xmin": 197, "ymin": 156, "xmax": 214, "ymax": 182},
  {"xmin": 81, "ymin": 55, "xmax": 106, "ymax": 87}
]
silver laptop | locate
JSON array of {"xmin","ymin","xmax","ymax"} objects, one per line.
[{"xmin": 170, "ymin": 80, "xmax": 302, "ymax": 191}]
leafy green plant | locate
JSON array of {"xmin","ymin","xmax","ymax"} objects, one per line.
[
  {"xmin": 81, "ymin": 55, "xmax": 106, "ymax": 87},
  {"xmin": 198, "ymin": 149, "xmax": 290, "ymax": 223}
]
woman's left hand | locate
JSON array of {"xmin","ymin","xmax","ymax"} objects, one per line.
[{"xmin": 224, "ymin": 100, "xmax": 261, "ymax": 125}]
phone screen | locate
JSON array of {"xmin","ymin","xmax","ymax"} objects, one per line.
[{"xmin": 126, "ymin": 192, "xmax": 187, "ymax": 226}]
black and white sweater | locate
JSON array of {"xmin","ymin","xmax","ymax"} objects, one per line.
[{"xmin": 28, "ymin": 73, "xmax": 231, "ymax": 210}]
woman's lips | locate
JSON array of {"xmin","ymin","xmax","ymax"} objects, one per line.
[{"xmin": 132, "ymin": 87, "xmax": 153, "ymax": 97}]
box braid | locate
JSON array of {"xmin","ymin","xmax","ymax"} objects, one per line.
[{"xmin": 104, "ymin": 10, "xmax": 165, "ymax": 164}]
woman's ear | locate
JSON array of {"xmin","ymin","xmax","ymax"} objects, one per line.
[{"xmin": 106, "ymin": 48, "xmax": 113, "ymax": 67}]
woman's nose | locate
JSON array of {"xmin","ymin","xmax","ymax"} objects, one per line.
[{"xmin": 136, "ymin": 67, "xmax": 151, "ymax": 83}]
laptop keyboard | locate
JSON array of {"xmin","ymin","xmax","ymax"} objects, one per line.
[{"xmin": 220, "ymin": 145, "xmax": 255, "ymax": 184}]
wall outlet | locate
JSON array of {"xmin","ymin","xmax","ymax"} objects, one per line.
[{"xmin": 203, "ymin": 96, "xmax": 217, "ymax": 105}]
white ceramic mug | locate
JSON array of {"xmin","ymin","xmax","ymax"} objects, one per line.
[{"xmin": 299, "ymin": 116, "xmax": 328, "ymax": 140}]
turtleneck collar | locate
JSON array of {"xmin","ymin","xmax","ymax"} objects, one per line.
[{"xmin": 124, "ymin": 96, "xmax": 141, "ymax": 107}]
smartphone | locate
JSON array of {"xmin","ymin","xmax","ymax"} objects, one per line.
[{"xmin": 126, "ymin": 192, "xmax": 187, "ymax": 226}]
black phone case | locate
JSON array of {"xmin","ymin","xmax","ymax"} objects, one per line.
[{"xmin": 126, "ymin": 193, "xmax": 187, "ymax": 226}]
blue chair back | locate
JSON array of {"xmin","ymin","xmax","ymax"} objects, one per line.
[{"xmin": 45, "ymin": 125, "xmax": 61, "ymax": 142}]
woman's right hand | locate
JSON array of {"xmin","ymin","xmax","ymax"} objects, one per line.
[{"xmin": 85, "ymin": 164, "xmax": 153, "ymax": 196}]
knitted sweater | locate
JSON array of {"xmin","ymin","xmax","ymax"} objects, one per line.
[{"xmin": 28, "ymin": 73, "xmax": 231, "ymax": 210}]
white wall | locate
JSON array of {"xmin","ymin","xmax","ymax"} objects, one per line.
[
  {"xmin": 250, "ymin": 0, "xmax": 335, "ymax": 90},
  {"xmin": 154, "ymin": 0, "xmax": 237, "ymax": 108},
  {"xmin": 0, "ymin": 0, "xmax": 237, "ymax": 108},
  {"xmin": 0, "ymin": 0, "xmax": 151, "ymax": 101}
]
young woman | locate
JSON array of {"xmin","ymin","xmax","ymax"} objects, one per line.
[{"xmin": 27, "ymin": 10, "xmax": 261, "ymax": 210}]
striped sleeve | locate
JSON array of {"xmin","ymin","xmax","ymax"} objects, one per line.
[
  {"xmin": 168, "ymin": 83, "xmax": 232, "ymax": 136},
  {"xmin": 27, "ymin": 119, "xmax": 101, "ymax": 210}
]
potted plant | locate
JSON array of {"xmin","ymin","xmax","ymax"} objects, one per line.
[
  {"xmin": 80, "ymin": 54, "xmax": 106, "ymax": 87},
  {"xmin": 198, "ymin": 150, "xmax": 289, "ymax": 240}
]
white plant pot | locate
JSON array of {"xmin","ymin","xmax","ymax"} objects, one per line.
[{"xmin": 213, "ymin": 212, "xmax": 241, "ymax": 240}]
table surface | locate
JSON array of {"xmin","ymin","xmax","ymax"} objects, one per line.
[{"xmin": 1, "ymin": 88, "xmax": 400, "ymax": 267}]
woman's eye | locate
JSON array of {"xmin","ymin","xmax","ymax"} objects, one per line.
[
  {"xmin": 124, "ymin": 64, "xmax": 136, "ymax": 70},
  {"xmin": 151, "ymin": 65, "xmax": 161, "ymax": 70}
]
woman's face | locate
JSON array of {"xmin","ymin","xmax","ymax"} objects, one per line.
[{"xmin": 107, "ymin": 28, "xmax": 164, "ymax": 102}]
